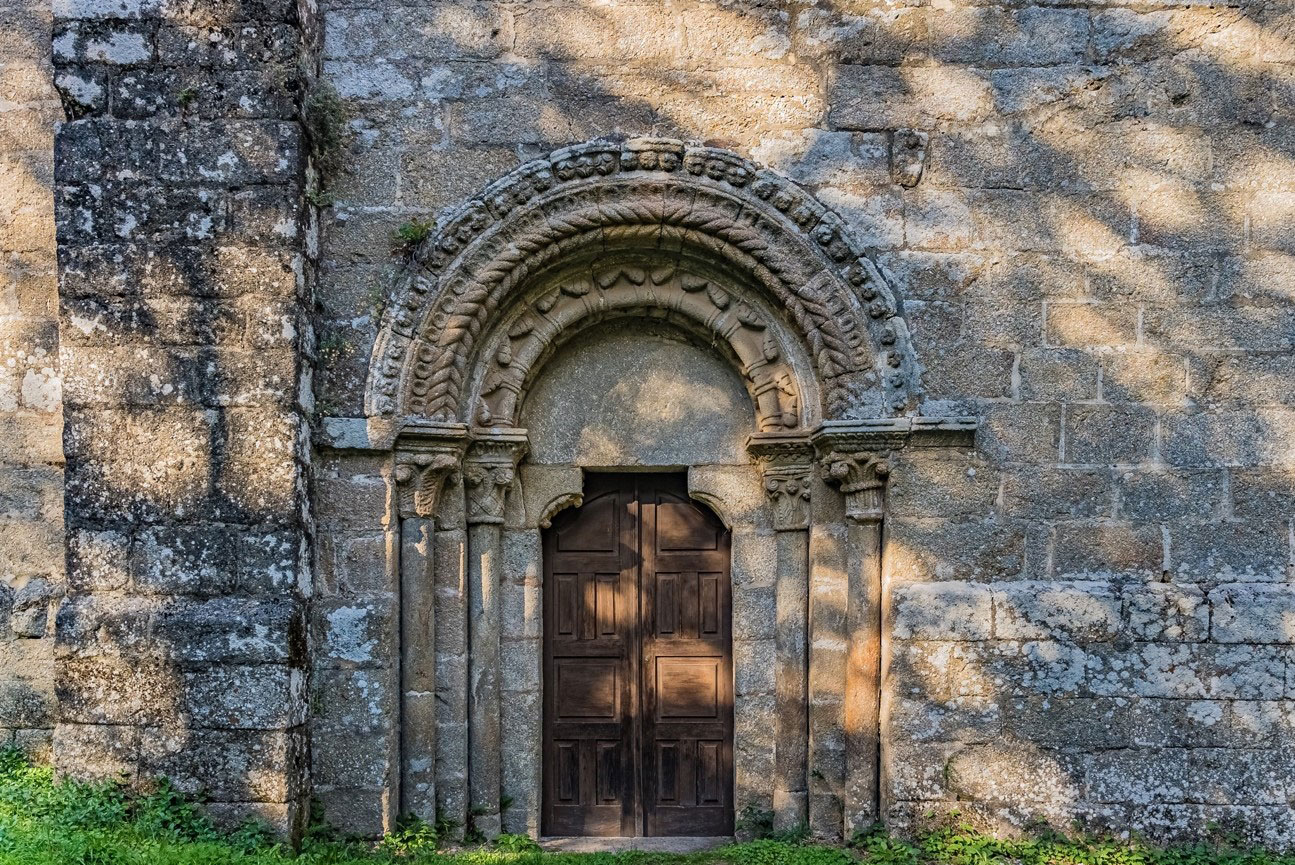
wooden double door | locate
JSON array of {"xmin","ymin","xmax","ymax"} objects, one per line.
[{"xmin": 542, "ymin": 473, "xmax": 734, "ymax": 837}]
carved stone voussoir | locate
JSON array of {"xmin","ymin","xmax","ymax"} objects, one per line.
[
  {"xmin": 463, "ymin": 429, "xmax": 528, "ymax": 525},
  {"xmin": 364, "ymin": 138, "xmax": 925, "ymax": 426}
]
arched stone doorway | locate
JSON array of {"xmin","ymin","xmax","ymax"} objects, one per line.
[{"xmin": 365, "ymin": 138, "xmax": 974, "ymax": 840}]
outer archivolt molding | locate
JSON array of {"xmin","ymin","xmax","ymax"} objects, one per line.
[{"xmin": 368, "ymin": 138, "xmax": 922, "ymax": 426}]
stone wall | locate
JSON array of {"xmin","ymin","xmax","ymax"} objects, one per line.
[
  {"xmin": 47, "ymin": 0, "xmax": 317, "ymax": 834},
  {"xmin": 7, "ymin": 0, "xmax": 1291, "ymax": 847},
  {"xmin": 0, "ymin": 0, "xmax": 62, "ymax": 759},
  {"xmin": 310, "ymin": 0, "xmax": 1295, "ymax": 846}
]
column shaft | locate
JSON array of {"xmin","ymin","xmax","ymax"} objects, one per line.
[
  {"xmin": 774, "ymin": 528, "xmax": 810, "ymax": 831},
  {"xmin": 467, "ymin": 520, "xmax": 503, "ymax": 839},
  {"xmin": 400, "ymin": 516, "xmax": 438, "ymax": 820},
  {"xmin": 844, "ymin": 518, "xmax": 883, "ymax": 834}
]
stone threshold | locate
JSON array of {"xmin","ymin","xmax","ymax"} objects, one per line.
[{"xmin": 539, "ymin": 836, "xmax": 734, "ymax": 853}]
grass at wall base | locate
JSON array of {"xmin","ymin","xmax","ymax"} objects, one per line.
[{"xmin": 0, "ymin": 749, "xmax": 1287, "ymax": 865}]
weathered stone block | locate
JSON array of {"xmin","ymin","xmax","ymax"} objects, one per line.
[
  {"xmin": 326, "ymin": 5, "xmax": 512, "ymax": 61},
  {"xmin": 10, "ymin": 577, "xmax": 56, "ymax": 637},
  {"xmin": 1089, "ymin": 643, "xmax": 1285, "ymax": 700},
  {"xmin": 0, "ymin": 679, "xmax": 54, "ymax": 728},
  {"xmin": 887, "ymin": 517, "xmax": 1027, "ymax": 582},
  {"xmin": 131, "ymin": 525, "xmax": 237, "ymax": 595},
  {"xmin": 793, "ymin": 6, "xmax": 926, "ymax": 65},
  {"xmin": 1064, "ymin": 406, "xmax": 1156, "ymax": 465},
  {"xmin": 312, "ymin": 668, "xmax": 395, "ymax": 737},
  {"xmin": 1001, "ymin": 468, "xmax": 1110, "ymax": 520},
  {"xmin": 316, "ymin": 597, "xmax": 393, "ymax": 668},
  {"xmin": 1116, "ymin": 469, "xmax": 1222, "ymax": 521},
  {"xmin": 829, "ymin": 65, "xmax": 993, "ymax": 129},
  {"xmin": 960, "ymin": 640, "xmax": 1089, "ymax": 697},
  {"xmin": 1001, "ymin": 697, "xmax": 1131, "ymax": 751},
  {"xmin": 1084, "ymin": 748, "xmax": 1287, "ymax": 806},
  {"xmin": 891, "ymin": 582, "xmax": 992, "ymax": 642},
  {"xmin": 140, "ymin": 726, "xmax": 307, "ymax": 803},
  {"xmin": 1210, "ymin": 584, "xmax": 1295, "ymax": 643},
  {"xmin": 976, "ymin": 404, "xmax": 1061, "ymax": 464},
  {"xmin": 1046, "ymin": 302, "xmax": 1139, "ymax": 349},
  {"xmin": 886, "ymin": 454, "xmax": 997, "ymax": 519},
  {"xmin": 312, "ymin": 726, "xmax": 394, "ymax": 788},
  {"xmin": 53, "ymin": 722, "xmax": 139, "ymax": 784},
  {"xmin": 1231, "ymin": 468, "xmax": 1295, "ymax": 519},
  {"xmin": 1018, "ymin": 348, "xmax": 1099, "ymax": 402},
  {"xmin": 1052, "ymin": 523, "xmax": 1163, "ymax": 579},
  {"xmin": 152, "ymin": 598, "xmax": 304, "ymax": 665},
  {"xmin": 947, "ymin": 742, "xmax": 1082, "ymax": 806},
  {"xmin": 1172, "ymin": 522, "xmax": 1288, "ymax": 582},
  {"xmin": 891, "ymin": 695, "xmax": 1001, "ymax": 745},
  {"xmin": 55, "ymin": 655, "xmax": 176, "ymax": 725},
  {"xmin": 994, "ymin": 581, "xmax": 1121, "ymax": 643},
  {"xmin": 1124, "ymin": 584, "xmax": 1209, "ymax": 642},
  {"xmin": 181, "ymin": 665, "xmax": 305, "ymax": 729},
  {"xmin": 929, "ymin": 7, "xmax": 1087, "ymax": 67}
]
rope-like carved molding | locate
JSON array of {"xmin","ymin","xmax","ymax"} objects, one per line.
[{"xmin": 366, "ymin": 138, "xmax": 922, "ymax": 424}]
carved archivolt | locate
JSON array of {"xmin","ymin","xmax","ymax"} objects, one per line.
[
  {"xmin": 367, "ymin": 138, "xmax": 922, "ymax": 431},
  {"xmin": 472, "ymin": 263, "xmax": 804, "ymax": 432}
]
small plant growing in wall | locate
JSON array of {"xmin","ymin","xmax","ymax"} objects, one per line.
[
  {"xmin": 736, "ymin": 804, "xmax": 775, "ymax": 839},
  {"xmin": 366, "ymin": 280, "xmax": 389, "ymax": 320},
  {"xmin": 176, "ymin": 86, "xmax": 198, "ymax": 113},
  {"xmin": 391, "ymin": 218, "xmax": 433, "ymax": 257},
  {"xmin": 317, "ymin": 332, "xmax": 348, "ymax": 370},
  {"xmin": 306, "ymin": 185, "xmax": 334, "ymax": 208},
  {"xmin": 494, "ymin": 833, "xmax": 540, "ymax": 853}
]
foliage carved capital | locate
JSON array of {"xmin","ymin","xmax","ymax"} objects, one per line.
[
  {"xmin": 393, "ymin": 422, "xmax": 469, "ymax": 519},
  {"xmin": 749, "ymin": 432, "xmax": 815, "ymax": 532}
]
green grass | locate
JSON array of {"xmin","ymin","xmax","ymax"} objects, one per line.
[{"xmin": 0, "ymin": 748, "xmax": 1291, "ymax": 865}]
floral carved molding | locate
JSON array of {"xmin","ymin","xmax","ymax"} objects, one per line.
[{"xmin": 367, "ymin": 138, "xmax": 923, "ymax": 433}]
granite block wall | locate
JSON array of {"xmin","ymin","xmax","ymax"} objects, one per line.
[
  {"xmin": 46, "ymin": 0, "xmax": 318, "ymax": 834},
  {"xmin": 4, "ymin": 0, "xmax": 1291, "ymax": 846},
  {"xmin": 309, "ymin": 0, "xmax": 1295, "ymax": 844}
]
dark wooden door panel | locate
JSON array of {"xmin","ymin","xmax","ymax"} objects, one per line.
[{"xmin": 543, "ymin": 473, "xmax": 732, "ymax": 837}]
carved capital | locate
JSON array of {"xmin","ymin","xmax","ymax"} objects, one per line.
[
  {"xmin": 819, "ymin": 451, "xmax": 890, "ymax": 524},
  {"xmin": 762, "ymin": 467, "xmax": 813, "ymax": 531},
  {"xmin": 748, "ymin": 432, "xmax": 814, "ymax": 532},
  {"xmin": 464, "ymin": 429, "xmax": 528, "ymax": 525},
  {"xmin": 394, "ymin": 422, "xmax": 469, "ymax": 520}
]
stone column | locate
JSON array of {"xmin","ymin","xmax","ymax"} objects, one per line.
[
  {"xmin": 463, "ymin": 429, "xmax": 527, "ymax": 840},
  {"xmin": 749, "ymin": 434, "xmax": 813, "ymax": 833},
  {"xmin": 818, "ymin": 444, "xmax": 890, "ymax": 835},
  {"xmin": 393, "ymin": 424, "xmax": 467, "ymax": 822}
]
